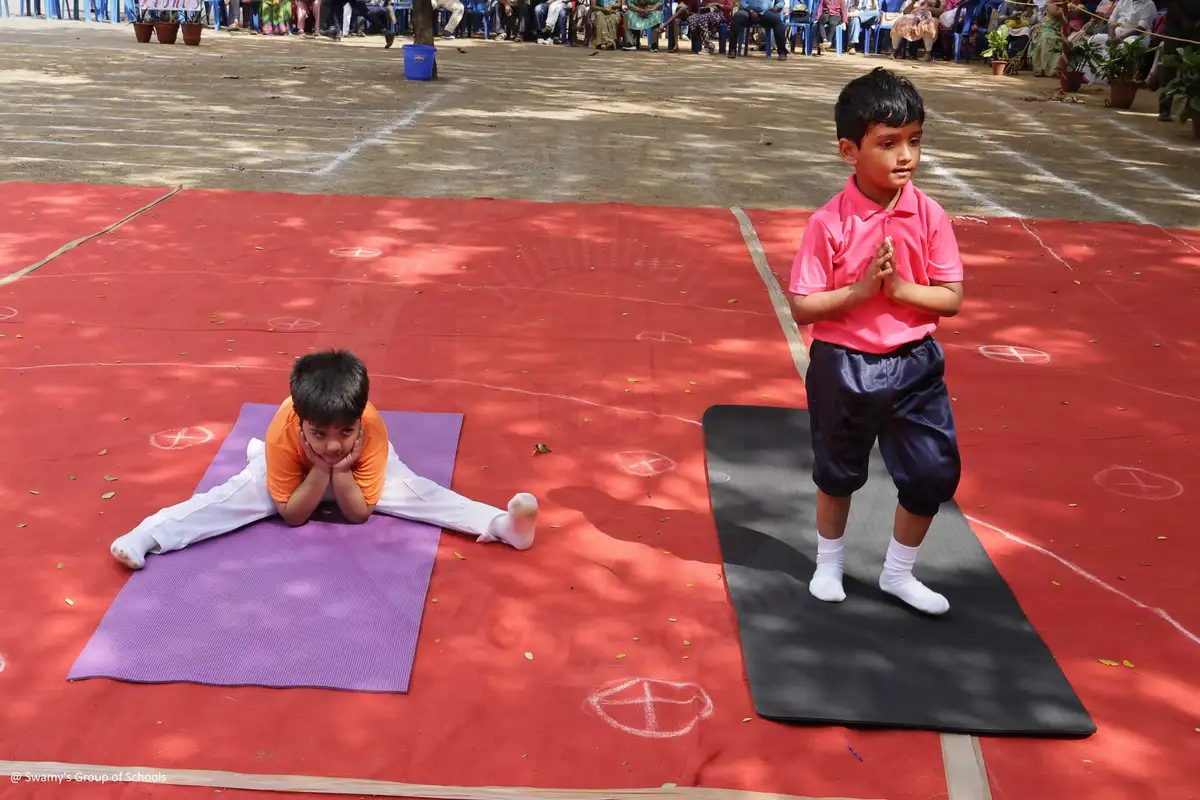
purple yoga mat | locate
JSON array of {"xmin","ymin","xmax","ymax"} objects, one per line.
[{"xmin": 68, "ymin": 403, "xmax": 463, "ymax": 693}]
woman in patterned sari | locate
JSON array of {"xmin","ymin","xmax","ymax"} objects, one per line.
[
  {"xmin": 687, "ymin": 0, "xmax": 732, "ymax": 52},
  {"xmin": 889, "ymin": 0, "xmax": 944, "ymax": 59},
  {"xmin": 262, "ymin": 0, "xmax": 294, "ymax": 32},
  {"xmin": 622, "ymin": 0, "xmax": 665, "ymax": 50}
]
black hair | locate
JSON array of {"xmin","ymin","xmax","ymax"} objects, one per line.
[
  {"xmin": 289, "ymin": 349, "xmax": 369, "ymax": 428},
  {"xmin": 834, "ymin": 67, "xmax": 925, "ymax": 145}
]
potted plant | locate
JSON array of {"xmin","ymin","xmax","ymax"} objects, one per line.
[
  {"xmin": 153, "ymin": 10, "xmax": 181, "ymax": 44},
  {"xmin": 1161, "ymin": 45, "xmax": 1200, "ymax": 137},
  {"xmin": 982, "ymin": 26, "xmax": 1009, "ymax": 76},
  {"xmin": 133, "ymin": 2, "xmax": 154, "ymax": 42},
  {"xmin": 1061, "ymin": 37, "xmax": 1100, "ymax": 93},
  {"xmin": 1097, "ymin": 36, "xmax": 1150, "ymax": 109},
  {"xmin": 181, "ymin": 9, "xmax": 204, "ymax": 45}
]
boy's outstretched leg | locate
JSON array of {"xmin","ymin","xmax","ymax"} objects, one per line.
[
  {"xmin": 111, "ymin": 438, "xmax": 277, "ymax": 569},
  {"xmin": 810, "ymin": 489, "xmax": 851, "ymax": 602},
  {"xmin": 375, "ymin": 445, "xmax": 538, "ymax": 550},
  {"xmin": 879, "ymin": 505, "xmax": 949, "ymax": 615}
]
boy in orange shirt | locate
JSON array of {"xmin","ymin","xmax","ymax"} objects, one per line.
[{"xmin": 111, "ymin": 349, "xmax": 538, "ymax": 569}]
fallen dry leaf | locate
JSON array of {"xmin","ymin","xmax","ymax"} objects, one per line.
[
  {"xmin": 626, "ymin": 377, "xmax": 639, "ymax": 383},
  {"xmin": 16, "ymin": 523, "xmax": 27, "ymax": 528},
  {"xmin": 615, "ymin": 654, "xmax": 626, "ymax": 659},
  {"xmin": 68, "ymin": 475, "xmax": 76, "ymax": 481},
  {"xmin": 56, "ymin": 563, "xmax": 63, "ymax": 569},
  {"xmin": 1051, "ymin": 580, "xmax": 1061, "ymax": 586},
  {"xmin": 532, "ymin": 443, "xmax": 551, "ymax": 455},
  {"xmin": 742, "ymin": 717, "xmax": 752, "ymax": 723},
  {"xmin": 524, "ymin": 652, "xmax": 533, "ymax": 660},
  {"xmin": 101, "ymin": 492, "xmax": 115, "ymax": 500},
  {"xmin": 29, "ymin": 490, "xmax": 39, "ymax": 495},
  {"xmin": 453, "ymin": 552, "xmax": 465, "ymax": 560},
  {"xmin": 726, "ymin": 299, "xmax": 738, "ymax": 304},
  {"xmin": 64, "ymin": 598, "xmax": 74, "ymax": 606},
  {"xmin": 683, "ymin": 640, "xmax": 691, "ymax": 646},
  {"xmin": 685, "ymin": 583, "xmax": 694, "ymax": 587},
  {"xmin": 582, "ymin": 417, "xmax": 591, "ymax": 423},
  {"xmin": 431, "ymin": 598, "xmax": 438, "ymax": 604},
  {"xmin": 668, "ymin": 617, "xmax": 677, "ymax": 622},
  {"xmin": 98, "ymin": 449, "xmax": 107, "ymax": 456},
  {"xmin": 104, "ymin": 476, "xmax": 117, "ymax": 481},
  {"xmin": 1098, "ymin": 659, "xmax": 1120, "ymax": 667},
  {"xmin": 1122, "ymin": 660, "xmax": 1135, "ymax": 669}
]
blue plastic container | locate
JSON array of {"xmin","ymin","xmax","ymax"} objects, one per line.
[{"xmin": 403, "ymin": 44, "xmax": 436, "ymax": 81}]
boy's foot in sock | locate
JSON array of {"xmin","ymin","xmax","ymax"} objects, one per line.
[
  {"xmin": 478, "ymin": 493, "xmax": 538, "ymax": 550},
  {"xmin": 879, "ymin": 537, "xmax": 949, "ymax": 615},
  {"xmin": 808, "ymin": 533, "xmax": 846, "ymax": 602},
  {"xmin": 110, "ymin": 529, "xmax": 159, "ymax": 570}
]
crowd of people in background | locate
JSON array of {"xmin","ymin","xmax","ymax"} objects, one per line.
[{"xmin": 9, "ymin": 0, "xmax": 1197, "ymax": 116}]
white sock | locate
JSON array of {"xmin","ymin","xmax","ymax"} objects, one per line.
[
  {"xmin": 477, "ymin": 493, "xmax": 538, "ymax": 551},
  {"xmin": 110, "ymin": 529, "xmax": 160, "ymax": 570},
  {"xmin": 808, "ymin": 533, "xmax": 846, "ymax": 602},
  {"xmin": 879, "ymin": 537, "xmax": 949, "ymax": 615}
]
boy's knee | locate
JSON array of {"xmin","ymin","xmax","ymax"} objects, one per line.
[
  {"xmin": 895, "ymin": 456, "xmax": 960, "ymax": 517},
  {"xmin": 813, "ymin": 460, "xmax": 870, "ymax": 499}
]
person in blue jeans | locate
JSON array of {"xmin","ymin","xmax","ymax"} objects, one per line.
[
  {"xmin": 729, "ymin": 0, "xmax": 788, "ymax": 57},
  {"xmin": 845, "ymin": 0, "xmax": 879, "ymax": 51}
]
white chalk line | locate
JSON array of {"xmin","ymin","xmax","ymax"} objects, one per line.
[
  {"xmin": 316, "ymin": 88, "xmax": 450, "ymax": 177},
  {"xmin": 0, "ymin": 361, "xmax": 702, "ymax": 427},
  {"xmin": 922, "ymin": 150, "xmax": 1017, "ymax": 218},
  {"xmin": 964, "ymin": 513, "xmax": 1199, "ymax": 648},
  {"xmin": 929, "ymin": 107, "xmax": 1152, "ymax": 227},
  {"xmin": 730, "ymin": 206, "xmax": 811, "ymax": 377},
  {"xmin": 993, "ymin": 98, "xmax": 1200, "ymax": 210},
  {"xmin": 22, "ymin": 269, "xmax": 769, "ymax": 317},
  {"xmin": 1018, "ymin": 218, "xmax": 1073, "ymax": 271},
  {"xmin": 1155, "ymin": 226, "xmax": 1200, "ymax": 257},
  {"xmin": 0, "ymin": 93, "xmax": 402, "ymax": 122}
]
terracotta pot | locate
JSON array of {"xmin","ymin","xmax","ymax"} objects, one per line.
[
  {"xmin": 1060, "ymin": 70, "xmax": 1083, "ymax": 93},
  {"xmin": 133, "ymin": 21, "xmax": 154, "ymax": 42},
  {"xmin": 154, "ymin": 21, "xmax": 179, "ymax": 44},
  {"xmin": 181, "ymin": 21, "xmax": 203, "ymax": 45},
  {"xmin": 991, "ymin": 60, "xmax": 1007, "ymax": 76},
  {"xmin": 1108, "ymin": 79, "xmax": 1138, "ymax": 110}
]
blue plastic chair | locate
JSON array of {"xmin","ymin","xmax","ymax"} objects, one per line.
[
  {"xmin": 868, "ymin": 0, "xmax": 904, "ymax": 54},
  {"xmin": 782, "ymin": 0, "xmax": 823, "ymax": 55},
  {"xmin": 939, "ymin": 0, "xmax": 976, "ymax": 62}
]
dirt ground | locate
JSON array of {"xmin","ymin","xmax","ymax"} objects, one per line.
[{"xmin": 1, "ymin": 14, "xmax": 1198, "ymax": 226}]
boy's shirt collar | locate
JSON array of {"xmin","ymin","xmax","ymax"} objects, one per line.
[{"xmin": 844, "ymin": 174, "xmax": 918, "ymax": 218}]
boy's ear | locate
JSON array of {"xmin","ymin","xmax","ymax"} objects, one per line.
[{"xmin": 837, "ymin": 138, "xmax": 860, "ymax": 168}]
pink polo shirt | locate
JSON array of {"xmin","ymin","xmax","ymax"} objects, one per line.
[{"xmin": 789, "ymin": 175, "xmax": 963, "ymax": 355}]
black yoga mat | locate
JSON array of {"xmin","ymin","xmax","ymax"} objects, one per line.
[{"xmin": 703, "ymin": 404, "xmax": 1096, "ymax": 737}]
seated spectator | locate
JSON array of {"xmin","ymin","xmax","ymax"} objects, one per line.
[
  {"xmin": 261, "ymin": 0, "xmax": 292, "ymax": 33},
  {"xmin": 687, "ymin": 0, "xmax": 733, "ymax": 52},
  {"xmin": 500, "ymin": 0, "xmax": 528, "ymax": 39},
  {"xmin": 1028, "ymin": 0, "xmax": 1072, "ymax": 75},
  {"xmin": 1082, "ymin": 0, "xmax": 1156, "ymax": 82},
  {"xmin": 433, "ymin": 0, "xmax": 466, "ymax": 37},
  {"xmin": 814, "ymin": 0, "xmax": 848, "ymax": 54},
  {"xmin": 622, "ymin": 0, "xmax": 665, "ymax": 51},
  {"xmin": 590, "ymin": 0, "xmax": 622, "ymax": 48},
  {"xmin": 534, "ymin": 0, "xmax": 568, "ymax": 42},
  {"xmin": 296, "ymin": 0, "xmax": 321, "ymax": 34},
  {"xmin": 890, "ymin": 0, "xmax": 944, "ymax": 59},
  {"xmin": 662, "ymin": 0, "xmax": 698, "ymax": 51},
  {"xmin": 729, "ymin": 0, "xmax": 788, "ymax": 59},
  {"xmin": 845, "ymin": 0, "xmax": 880, "ymax": 53}
]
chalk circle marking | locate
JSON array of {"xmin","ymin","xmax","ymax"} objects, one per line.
[
  {"xmin": 615, "ymin": 451, "xmax": 676, "ymax": 478},
  {"xmin": 268, "ymin": 317, "xmax": 320, "ymax": 331},
  {"xmin": 585, "ymin": 677, "xmax": 714, "ymax": 739},
  {"xmin": 636, "ymin": 331, "xmax": 692, "ymax": 345},
  {"xmin": 150, "ymin": 427, "xmax": 215, "ymax": 451},
  {"xmin": 1093, "ymin": 466, "xmax": 1182, "ymax": 501},
  {"xmin": 330, "ymin": 247, "xmax": 381, "ymax": 259},
  {"xmin": 978, "ymin": 345, "xmax": 1050, "ymax": 365},
  {"xmin": 0, "ymin": 306, "xmax": 16, "ymax": 321}
]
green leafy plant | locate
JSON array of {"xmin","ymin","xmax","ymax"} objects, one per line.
[
  {"xmin": 981, "ymin": 26, "xmax": 1009, "ymax": 60},
  {"xmin": 1161, "ymin": 45, "xmax": 1200, "ymax": 123},
  {"xmin": 1097, "ymin": 36, "xmax": 1150, "ymax": 83},
  {"xmin": 1066, "ymin": 38, "xmax": 1102, "ymax": 73}
]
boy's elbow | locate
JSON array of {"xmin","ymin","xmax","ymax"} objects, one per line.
[{"xmin": 788, "ymin": 294, "xmax": 814, "ymax": 326}]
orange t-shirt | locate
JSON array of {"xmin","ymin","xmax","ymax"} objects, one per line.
[{"xmin": 264, "ymin": 397, "xmax": 390, "ymax": 506}]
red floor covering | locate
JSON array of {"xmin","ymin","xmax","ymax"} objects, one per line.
[
  {"xmin": 0, "ymin": 182, "xmax": 167, "ymax": 280},
  {"xmin": 0, "ymin": 186, "xmax": 948, "ymax": 800},
  {"xmin": 749, "ymin": 209, "xmax": 1200, "ymax": 800}
]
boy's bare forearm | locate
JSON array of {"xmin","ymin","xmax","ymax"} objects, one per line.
[
  {"xmin": 332, "ymin": 471, "xmax": 372, "ymax": 523},
  {"xmin": 789, "ymin": 285, "xmax": 868, "ymax": 325},
  {"xmin": 891, "ymin": 281, "xmax": 963, "ymax": 317},
  {"xmin": 279, "ymin": 468, "xmax": 329, "ymax": 526}
]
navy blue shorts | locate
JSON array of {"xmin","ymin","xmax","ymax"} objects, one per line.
[{"xmin": 806, "ymin": 336, "xmax": 961, "ymax": 517}]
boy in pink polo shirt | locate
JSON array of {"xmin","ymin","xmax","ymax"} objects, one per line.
[{"xmin": 788, "ymin": 68, "xmax": 964, "ymax": 615}]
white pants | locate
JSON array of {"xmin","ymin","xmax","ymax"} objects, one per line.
[
  {"xmin": 134, "ymin": 438, "xmax": 504, "ymax": 554},
  {"xmin": 545, "ymin": 0, "xmax": 567, "ymax": 30},
  {"xmin": 433, "ymin": 0, "xmax": 465, "ymax": 33}
]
